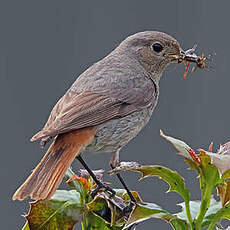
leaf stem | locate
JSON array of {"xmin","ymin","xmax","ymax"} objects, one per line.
[
  {"xmin": 195, "ymin": 186, "xmax": 212, "ymax": 230},
  {"xmin": 207, "ymin": 218, "xmax": 217, "ymax": 230},
  {"xmin": 184, "ymin": 200, "xmax": 194, "ymax": 229},
  {"xmin": 81, "ymin": 213, "xmax": 87, "ymax": 230},
  {"xmin": 81, "ymin": 222, "xmax": 85, "ymax": 230}
]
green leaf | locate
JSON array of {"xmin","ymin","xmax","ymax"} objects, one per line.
[
  {"xmin": 122, "ymin": 191, "xmax": 143, "ymax": 203},
  {"xmin": 160, "ymin": 131, "xmax": 201, "ymax": 174},
  {"xmin": 124, "ymin": 202, "xmax": 189, "ymax": 229},
  {"xmin": 50, "ymin": 189, "xmax": 81, "ymax": 202},
  {"xmin": 215, "ymin": 227, "xmax": 230, "ymax": 230},
  {"xmin": 136, "ymin": 165, "xmax": 193, "ymax": 227},
  {"xmin": 203, "ymin": 199, "xmax": 225, "ymax": 227},
  {"xmin": 207, "ymin": 202, "xmax": 230, "ymax": 230},
  {"xmin": 133, "ymin": 167, "xmax": 190, "ymax": 211},
  {"xmin": 65, "ymin": 168, "xmax": 85, "ymax": 201},
  {"xmin": 169, "ymin": 218, "xmax": 189, "ymax": 230},
  {"xmin": 136, "ymin": 166, "xmax": 190, "ymax": 198},
  {"xmin": 197, "ymin": 151, "xmax": 219, "ymax": 196},
  {"xmin": 87, "ymin": 193, "xmax": 127, "ymax": 227},
  {"xmin": 160, "ymin": 130, "xmax": 193, "ymax": 160},
  {"xmin": 86, "ymin": 190, "xmax": 188, "ymax": 229},
  {"xmin": 110, "ymin": 164, "xmax": 193, "ymax": 228},
  {"xmin": 84, "ymin": 212, "xmax": 123, "ymax": 230},
  {"xmin": 125, "ymin": 202, "xmax": 168, "ymax": 228},
  {"xmin": 193, "ymin": 152, "xmax": 220, "ymax": 229},
  {"xmin": 177, "ymin": 200, "xmax": 201, "ymax": 220},
  {"xmin": 160, "ymin": 131, "xmax": 221, "ymax": 228},
  {"xmin": 113, "ymin": 189, "xmax": 127, "ymax": 198},
  {"xmin": 25, "ymin": 190, "xmax": 84, "ymax": 230},
  {"xmin": 176, "ymin": 198, "xmax": 223, "ymax": 227},
  {"xmin": 87, "ymin": 196, "xmax": 112, "ymax": 223},
  {"xmin": 184, "ymin": 158, "xmax": 201, "ymax": 173}
]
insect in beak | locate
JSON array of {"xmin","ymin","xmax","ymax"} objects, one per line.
[
  {"xmin": 165, "ymin": 45, "xmax": 211, "ymax": 79},
  {"xmin": 179, "ymin": 45, "xmax": 211, "ymax": 79}
]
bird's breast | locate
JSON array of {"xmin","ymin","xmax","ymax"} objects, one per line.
[{"xmin": 85, "ymin": 100, "xmax": 157, "ymax": 153}]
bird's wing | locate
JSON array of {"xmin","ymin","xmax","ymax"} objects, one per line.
[{"xmin": 31, "ymin": 76, "xmax": 156, "ymax": 142}]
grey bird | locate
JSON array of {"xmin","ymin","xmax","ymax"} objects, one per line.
[{"xmin": 13, "ymin": 31, "xmax": 183, "ymax": 201}]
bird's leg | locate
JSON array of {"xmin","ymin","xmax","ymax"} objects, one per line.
[
  {"xmin": 110, "ymin": 150, "xmax": 137, "ymax": 213},
  {"xmin": 76, "ymin": 155, "xmax": 116, "ymax": 198}
]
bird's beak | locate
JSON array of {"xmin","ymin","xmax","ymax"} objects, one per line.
[
  {"xmin": 165, "ymin": 45, "xmax": 203, "ymax": 64},
  {"xmin": 164, "ymin": 52, "xmax": 182, "ymax": 62}
]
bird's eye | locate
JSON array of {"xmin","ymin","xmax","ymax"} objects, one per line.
[{"xmin": 152, "ymin": 43, "xmax": 163, "ymax": 53}]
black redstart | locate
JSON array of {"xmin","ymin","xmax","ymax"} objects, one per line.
[{"xmin": 13, "ymin": 31, "xmax": 187, "ymax": 201}]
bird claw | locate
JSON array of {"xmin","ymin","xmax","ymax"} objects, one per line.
[
  {"xmin": 122, "ymin": 202, "xmax": 135, "ymax": 214},
  {"xmin": 108, "ymin": 161, "xmax": 141, "ymax": 176},
  {"xmin": 91, "ymin": 182, "xmax": 116, "ymax": 198}
]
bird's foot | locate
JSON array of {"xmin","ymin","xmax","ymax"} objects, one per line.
[
  {"xmin": 91, "ymin": 181, "xmax": 116, "ymax": 198},
  {"xmin": 122, "ymin": 202, "xmax": 134, "ymax": 214},
  {"xmin": 108, "ymin": 161, "xmax": 141, "ymax": 176}
]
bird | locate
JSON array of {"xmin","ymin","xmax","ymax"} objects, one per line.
[{"xmin": 13, "ymin": 31, "xmax": 183, "ymax": 201}]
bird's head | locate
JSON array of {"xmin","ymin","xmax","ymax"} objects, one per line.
[{"xmin": 120, "ymin": 31, "xmax": 183, "ymax": 75}]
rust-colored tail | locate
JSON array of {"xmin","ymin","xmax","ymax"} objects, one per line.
[{"xmin": 13, "ymin": 127, "xmax": 96, "ymax": 201}]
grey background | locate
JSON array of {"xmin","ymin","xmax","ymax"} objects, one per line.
[{"xmin": 1, "ymin": 0, "xmax": 229, "ymax": 229}]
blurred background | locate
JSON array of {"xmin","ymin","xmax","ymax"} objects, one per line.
[{"xmin": 1, "ymin": 0, "xmax": 230, "ymax": 229}]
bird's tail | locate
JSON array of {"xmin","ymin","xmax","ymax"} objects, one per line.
[{"xmin": 12, "ymin": 127, "xmax": 96, "ymax": 201}]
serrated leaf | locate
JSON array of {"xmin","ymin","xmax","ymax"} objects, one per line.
[
  {"xmin": 184, "ymin": 158, "xmax": 201, "ymax": 173},
  {"xmin": 25, "ymin": 190, "xmax": 84, "ymax": 230},
  {"xmin": 139, "ymin": 165, "xmax": 193, "ymax": 226},
  {"xmin": 160, "ymin": 130, "xmax": 193, "ymax": 160},
  {"xmin": 169, "ymin": 218, "xmax": 189, "ymax": 230},
  {"xmin": 160, "ymin": 132, "xmax": 220, "ymax": 193},
  {"xmin": 124, "ymin": 202, "xmax": 168, "ymax": 228},
  {"xmin": 110, "ymin": 165, "xmax": 193, "ymax": 226},
  {"xmin": 132, "ymin": 166, "xmax": 190, "ymax": 203},
  {"xmin": 207, "ymin": 202, "xmax": 230, "ymax": 230}
]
